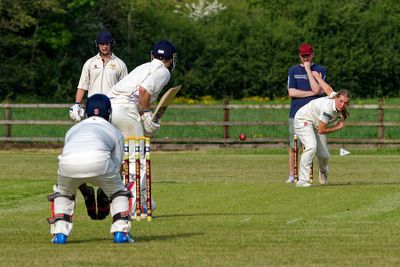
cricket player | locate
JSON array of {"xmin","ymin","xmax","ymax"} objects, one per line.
[
  {"xmin": 109, "ymin": 40, "xmax": 177, "ymax": 217},
  {"xmin": 69, "ymin": 30, "xmax": 128, "ymax": 220},
  {"xmin": 287, "ymin": 43, "xmax": 327, "ymax": 183},
  {"xmin": 48, "ymin": 94, "xmax": 133, "ymax": 244},
  {"xmin": 69, "ymin": 30, "xmax": 128, "ymax": 122},
  {"xmin": 294, "ymin": 72, "xmax": 350, "ymax": 187}
]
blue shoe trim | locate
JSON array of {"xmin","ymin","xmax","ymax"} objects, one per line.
[
  {"xmin": 52, "ymin": 233, "xmax": 67, "ymax": 244},
  {"xmin": 113, "ymin": 232, "xmax": 134, "ymax": 243}
]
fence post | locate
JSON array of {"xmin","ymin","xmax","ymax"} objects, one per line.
[
  {"xmin": 223, "ymin": 98, "xmax": 230, "ymax": 142},
  {"xmin": 4, "ymin": 99, "xmax": 12, "ymax": 139},
  {"xmin": 377, "ymin": 98, "xmax": 384, "ymax": 144}
]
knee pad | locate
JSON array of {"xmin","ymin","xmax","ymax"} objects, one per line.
[
  {"xmin": 110, "ymin": 191, "xmax": 132, "ymax": 223},
  {"xmin": 320, "ymin": 152, "xmax": 330, "ymax": 160},
  {"xmin": 47, "ymin": 192, "xmax": 75, "ymax": 224}
]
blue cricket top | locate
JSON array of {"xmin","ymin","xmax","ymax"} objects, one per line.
[{"xmin": 287, "ymin": 64, "xmax": 327, "ymax": 118}]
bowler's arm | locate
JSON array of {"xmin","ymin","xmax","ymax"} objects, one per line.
[
  {"xmin": 318, "ymin": 120, "xmax": 345, "ymax": 134},
  {"xmin": 312, "ymin": 72, "xmax": 334, "ymax": 96}
]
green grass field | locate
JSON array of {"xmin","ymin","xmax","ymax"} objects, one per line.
[{"xmin": 0, "ymin": 148, "xmax": 399, "ymax": 266}]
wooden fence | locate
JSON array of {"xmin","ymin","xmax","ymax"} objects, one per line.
[{"xmin": 1, "ymin": 102, "xmax": 400, "ymax": 146}]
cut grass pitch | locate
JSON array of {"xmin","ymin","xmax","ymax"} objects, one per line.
[{"xmin": 0, "ymin": 148, "xmax": 399, "ymax": 266}]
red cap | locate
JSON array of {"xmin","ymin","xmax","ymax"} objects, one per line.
[{"xmin": 298, "ymin": 43, "xmax": 313, "ymax": 55}]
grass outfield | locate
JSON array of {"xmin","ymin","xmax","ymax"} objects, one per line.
[{"xmin": 0, "ymin": 148, "xmax": 399, "ymax": 266}]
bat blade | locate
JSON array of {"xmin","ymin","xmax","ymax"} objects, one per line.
[{"xmin": 152, "ymin": 85, "xmax": 181, "ymax": 122}]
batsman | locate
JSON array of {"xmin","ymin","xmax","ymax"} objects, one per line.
[{"xmin": 109, "ymin": 40, "xmax": 177, "ymax": 218}]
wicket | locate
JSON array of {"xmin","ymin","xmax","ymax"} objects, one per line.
[
  {"xmin": 122, "ymin": 136, "xmax": 152, "ymax": 221},
  {"xmin": 293, "ymin": 134, "xmax": 298, "ymax": 182},
  {"xmin": 293, "ymin": 134, "xmax": 313, "ymax": 183}
]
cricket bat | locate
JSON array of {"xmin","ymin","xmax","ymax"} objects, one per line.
[{"xmin": 152, "ymin": 85, "xmax": 181, "ymax": 122}]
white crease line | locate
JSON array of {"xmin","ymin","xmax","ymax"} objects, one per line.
[{"xmin": 287, "ymin": 218, "xmax": 302, "ymax": 224}]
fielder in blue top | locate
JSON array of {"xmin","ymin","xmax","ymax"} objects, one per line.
[{"xmin": 286, "ymin": 43, "xmax": 327, "ymax": 183}]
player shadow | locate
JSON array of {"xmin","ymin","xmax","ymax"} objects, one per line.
[
  {"xmin": 68, "ymin": 232, "xmax": 203, "ymax": 244},
  {"xmin": 315, "ymin": 180, "xmax": 400, "ymax": 187},
  {"xmin": 68, "ymin": 237, "xmax": 111, "ymax": 244},
  {"xmin": 137, "ymin": 232, "xmax": 204, "ymax": 242},
  {"xmin": 157, "ymin": 212, "xmax": 269, "ymax": 218},
  {"xmin": 155, "ymin": 181, "xmax": 187, "ymax": 184}
]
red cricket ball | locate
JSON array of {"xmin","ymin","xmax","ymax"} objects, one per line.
[{"xmin": 239, "ymin": 133, "xmax": 246, "ymax": 141}]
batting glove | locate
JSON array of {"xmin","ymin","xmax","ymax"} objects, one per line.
[
  {"xmin": 69, "ymin": 103, "xmax": 84, "ymax": 121},
  {"xmin": 141, "ymin": 111, "xmax": 160, "ymax": 137}
]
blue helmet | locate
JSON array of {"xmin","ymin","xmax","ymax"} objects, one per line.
[
  {"xmin": 85, "ymin": 94, "xmax": 112, "ymax": 121},
  {"xmin": 152, "ymin": 40, "xmax": 176, "ymax": 59},
  {"xmin": 96, "ymin": 30, "xmax": 113, "ymax": 44}
]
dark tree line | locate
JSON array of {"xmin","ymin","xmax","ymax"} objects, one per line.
[{"xmin": 1, "ymin": 0, "xmax": 399, "ymax": 102}]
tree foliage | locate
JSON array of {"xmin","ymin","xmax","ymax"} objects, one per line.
[{"xmin": 1, "ymin": 0, "xmax": 399, "ymax": 102}]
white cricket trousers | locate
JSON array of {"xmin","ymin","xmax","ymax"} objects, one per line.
[
  {"xmin": 111, "ymin": 102, "xmax": 149, "ymax": 211},
  {"xmin": 294, "ymin": 123, "xmax": 330, "ymax": 182},
  {"xmin": 52, "ymin": 170, "xmax": 131, "ymax": 236}
]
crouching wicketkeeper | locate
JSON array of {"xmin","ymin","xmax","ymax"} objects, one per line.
[{"xmin": 47, "ymin": 94, "xmax": 134, "ymax": 244}]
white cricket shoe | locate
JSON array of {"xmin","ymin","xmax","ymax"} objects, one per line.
[
  {"xmin": 318, "ymin": 171, "xmax": 328, "ymax": 185},
  {"xmin": 286, "ymin": 176, "xmax": 295, "ymax": 183},
  {"xmin": 296, "ymin": 180, "xmax": 312, "ymax": 187}
]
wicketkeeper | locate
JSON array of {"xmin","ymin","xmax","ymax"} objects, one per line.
[{"xmin": 48, "ymin": 94, "xmax": 133, "ymax": 244}]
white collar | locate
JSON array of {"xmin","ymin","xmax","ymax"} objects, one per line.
[
  {"xmin": 96, "ymin": 53, "xmax": 114, "ymax": 60},
  {"xmin": 331, "ymin": 97, "xmax": 338, "ymax": 112}
]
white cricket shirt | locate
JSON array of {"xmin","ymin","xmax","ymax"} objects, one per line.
[
  {"xmin": 109, "ymin": 59, "xmax": 170, "ymax": 104},
  {"xmin": 58, "ymin": 117, "xmax": 124, "ymax": 178},
  {"xmin": 294, "ymin": 96, "xmax": 340, "ymax": 129},
  {"xmin": 77, "ymin": 53, "xmax": 128, "ymax": 97}
]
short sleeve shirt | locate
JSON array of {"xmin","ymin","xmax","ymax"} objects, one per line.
[
  {"xmin": 294, "ymin": 96, "xmax": 340, "ymax": 129},
  {"xmin": 77, "ymin": 53, "xmax": 128, "ymax": 97},
  {"xmin": 109, "ymin": 59, "xmax": 170, "ymax": 104},
  {"xmin": 288, "ymin": 63, "xmax": 327, "ymax": 118}
]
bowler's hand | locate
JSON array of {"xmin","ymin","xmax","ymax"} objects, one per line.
[{"xmin": 336, "ymin": 120, "xmax": 345, "ymax": 130}]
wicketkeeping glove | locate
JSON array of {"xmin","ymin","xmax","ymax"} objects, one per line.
[
  {"xmin": 79, "ymin": 184, "xmax": 97, "ymax": 220},
  {"xmin": 96, "ymin": 188, "xmax": 110, "ymax": 220},
  {"xmin": 141, "ymin": 111, "xmax": 160, "ymax": 137},
  {"xmin": 69, "ymin": 103, "xmax": 85, "ymax": 121}
]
